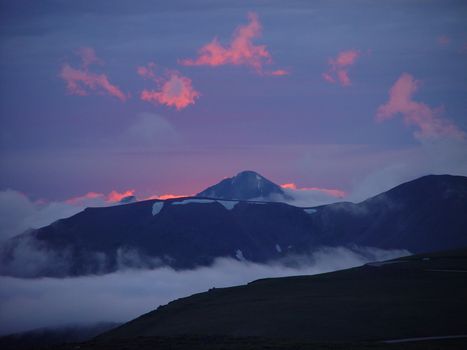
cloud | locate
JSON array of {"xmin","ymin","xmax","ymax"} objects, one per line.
[
  {"xmin": 436, "ymin": 35, "xmax": 451, "ymax": 46},
  {"xmin": 376, "ymin": 73, "xmax": 465, "ymax": 140},
  {"xmin": 180, "ymin": 12, "xmax": 273, "ymax": 73},
  {"xmin": 138, "ymin": 63, "xmax": 200, "ymax": 110},
  {"xmin": 145, "ymin": 194, "xmax": 189, "ymax": 200},
  {"xmin": 59, "ymin": 47, "xmax": 127, "ymax": 101},
  {"xmin": 322, "ymin": 49, "xmax": 360, "ymax": 86},
  {"xmin": 75, "ymin": 47, "xmax": 103, "ymax": 68},
  {"xmin": 0, "ymin": 189, "xmax": 134, "ymax": 241},
  {"xmin": 345, "ymin": 138, "xmax": 467, "ymax": 203},
  {"xmin": 269, "ymin": 69, "xmax": 289, "ymax": 76},
  {"xmin": 274, "ymin": 188, "xmax": 345, "ymax": 208},
  {"xmin": 136, "ymin": 62, "xmax": 157, "ymax": 80},
  {"xmin": 124, "ymin": 113, "xmax": 180, "ymax": 148},
  {"xmin": 0, "ymin": 246, "xmax": 409, "ymax": 335},
  {"xmin": 281, "ymin": 183, "xmax": 346, "ymax": 199},
  {"xmin": 106, "ymin": 190, "xmax": 135, "ymax": 203},
  {"xmin": 248, "ymin": 182, "xmax": 346, "ymax": 207}
]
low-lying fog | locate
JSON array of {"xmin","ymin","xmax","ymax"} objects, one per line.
[{"xmin": 0, "ymin": 246, "xmax": 409, "ymax": 336}]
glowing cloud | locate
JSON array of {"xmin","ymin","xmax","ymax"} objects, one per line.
[
  {"xmin": 269, "ymin": 69, "xmax": 289, "ymax": 76},
  {"xmin": 138, "ymin": 63, "xmax": 200, "ymax": 110},
  {"xmin": 65, "ymin": 189, "xmax": 135, "ymax": 205},
  {"xmin": 107, "ymin": 190, "xmax": 135, "ymax": 203},
  {"xmin": 65, "ymin": 192, "xmax": 104, "ymax": 205},
  {"xmin": 322, "ymin": 50, "xmax": 360, "ymax": 86},
  {"xmin": 180, "ymin": 12, "xmax": 272, "ymax": 73},
  {"xmin": 59, "ymin": 47, "xmax": 127, "ymax": 101},
  {"xmin": 281, "ymin": 183, "xmax": 346, "ymax": 198},
  {"xmin": 376, "ymin": 73, "xmax": 465, "ymax": 140},
  {"xmin": 145, "ymin": 194, "xmax": 189, "ymax": 200}
]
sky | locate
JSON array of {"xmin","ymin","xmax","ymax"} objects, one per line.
[{"xmin": 1, "ymin": 0, "xmax": 467, "ymax": 204}]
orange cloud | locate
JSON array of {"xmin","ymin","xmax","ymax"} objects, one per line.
[
  {"xmin": 157, "ymin": 194, "xmax": 188, "ymax": 200},
  {"xmin": 60, "ymin": 47, "xmax": 127, "ymax": 101},
  {"xmin": 180, "ymin": 12, "xmax": 272, "ymax": 73},
  {"xmin": 138, "ymin": 63, "xmax": 200, "ymax": 110},
  {"xmin": 281, "ymin": 183, "xmax": 346, "ymax": 198},
  {"xmin": 376, "ymin": 73, "xmax": 465, "ymax": 140},
  {"xmin": 65, "ymin": 189, "xmax": 135, "ymax": 205},
  {"xmin": 281, "ymin": 183, "xmax": 297, "ymax": 190},
  {"xmin": 144, "ymin": 193, "xmax": 190, "ymax": 200},
  {"xmin": 322, "ymin": 50, "xmax": 360, "ymax": 86},
  {"xmin": 106, "ymin": 189, "xmax": 135, "ymax": 203}
]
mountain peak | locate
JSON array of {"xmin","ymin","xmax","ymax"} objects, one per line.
[{"xmin": 196, "ymin": 170, "xmax": 288, "ymax": 200}]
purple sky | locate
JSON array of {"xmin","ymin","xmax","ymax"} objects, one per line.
[{"xmin": 1, "ymin": 0, "xmax": 466, "ymax": 202}]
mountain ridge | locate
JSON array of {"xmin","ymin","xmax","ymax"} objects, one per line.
[{"xmin": 1, "ymin": 174, "xmax": 466, "ymax": 277}]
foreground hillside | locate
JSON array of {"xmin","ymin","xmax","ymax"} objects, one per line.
[
  {"xmin": 99, "ymin": 248, "xmax": 467, "ymax": 342},
  {"xmin": 1, "ymin": 174, "xmax": 467, "ymax": 277}
]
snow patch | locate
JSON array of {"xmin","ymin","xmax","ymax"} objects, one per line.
[
  {"xmin": 217, "ymin": 200, "xmax": 238, "ymax": 210},
  {"xmin": 275, "ymin": 244, "xmax": 282, "ymax": 253},
  {"xmin": 304, "ymin": 208, "xmax": 317, "ymax": 215},
  {"xmin": 152, "ymin": 202, "xmax": 164, "ymax": 216}
]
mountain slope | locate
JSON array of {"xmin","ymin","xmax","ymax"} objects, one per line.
[
  {"xmin": 312, "ymin": 174, "xmax": 467, "ymax": 252},
  {"xmin": 1, "ymin": 174, "xmax": 467, "ymax": 277},
  {"xmin": 98, "ymin": 248, "xmax": 467, "ymax": 342},
  {"xmin": 196, "ymin": 170, "xmax": 291, "ymax": 200}
]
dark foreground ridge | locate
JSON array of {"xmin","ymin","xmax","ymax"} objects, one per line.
[
  {"xmin": 33, "ymin": 248, "xmax": 467, "ymax": 350},
  {"xmin": 55, "ymin": 335, "xmax": 467, "ymax": 350},
  {"xmin": 93, "ymin": 248, "xmax": 467, "ymax": 345}
]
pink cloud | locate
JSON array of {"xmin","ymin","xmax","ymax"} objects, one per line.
[
  {"xmin": 436, "ymin": 35, "xmax": 451, "ymax": 46},
  {"xmin": 106, "ymin": 189, "xmax": 135, "ymax": 203},
  {"xmin": 65, "ymin": 192, "xmax": 104, "ymax": 205},
  {"xmin": 322, "ymin": 50, "xmax": 360, "ymax": 86},
  {"xmin": 281, "ymin": 183, "xmax": 346, "ymax": 198},
  {"xmin": 269, "ymin": 69, "xmax": 289, "ymax": 76},
  {"xmin": 145, "ymin": 193, "xmax": 190, "ymax": 200},
  {"xmin": 138, "ymin": 63, "xmax": 200, "ymax": 110},
  {"xmin": 65, "ymin": 189, "xmax": 135, "ymax": 205},
  {"xmin": 180, "ymin": 12, "xmax": 272, "ymax": 73},
  {"xmin": 60, "ymin": 48, "xmax": 127, "ymax": 101},
  {"xmin": 376, "ymin": 73, "xmax": 465, "ymax": 140},
  {"xmin": 137, "ymin": 62, "xmax": 157, "ymax": 80},
  {"xmin": 75, "ymin": 47, "xmax": 103, "ymax": 68}
]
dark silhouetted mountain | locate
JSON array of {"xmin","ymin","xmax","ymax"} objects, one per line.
[
  {"xmin": 97, "ymin": 248, "xmax": 467, "ymax": 343},
  {"xmin": 1, "ymin": 174, "xmax": 467, "ymax": 277},
  {"xmin": 196, "ymin": 170, "xmax": 291, "ymax": 200}
]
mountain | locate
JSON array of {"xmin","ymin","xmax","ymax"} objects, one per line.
[
  {"xmin": 1, "ymin": 174, "xmax": 467, "ymax": 277},
  {"xmin": 196, "ymin": 170, "xmax": 291, "ymax": 200},
  {"xmin": 96, "ymin": 248, "xmax": 467, "ymax": 343}
]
